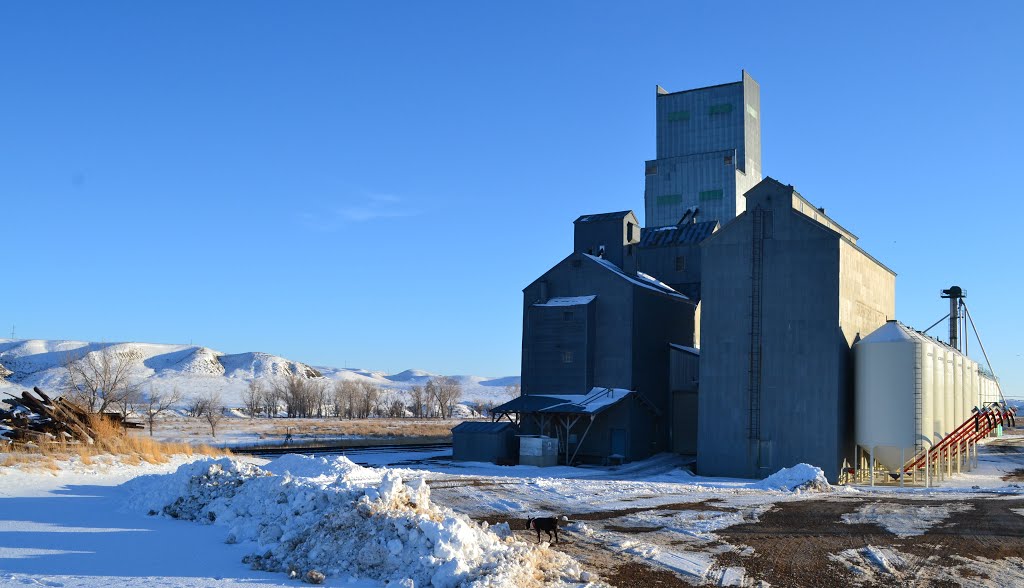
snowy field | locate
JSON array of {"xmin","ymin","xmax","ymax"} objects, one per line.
[{"xmin": 2, "ymin": 434, "xmax": 1024, "ymax": 587}]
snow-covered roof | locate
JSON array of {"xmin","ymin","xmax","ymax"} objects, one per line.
[
  {"xmin": 492, "ymin": 387, "xmax": 633, "ymax": 415},
  {"xmin": 583, "ymin": 254, "xmax": 690, "ymax": 301},
  {"xmin": 533, "ymin": 296, "xmax": 596, "ymax": 307},
  {"xmin": 636, "ymin": 271, "xmax": 674, "ymax": 292}
]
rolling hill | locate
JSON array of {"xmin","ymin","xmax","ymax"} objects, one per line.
[{"xmin": 0, "ymin": 338, "xmax": 518, "ymax": 411}]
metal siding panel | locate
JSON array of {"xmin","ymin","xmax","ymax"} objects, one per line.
[{"xmin": 646, "ymin": 75, "xmax": 762, "ymax": 228}]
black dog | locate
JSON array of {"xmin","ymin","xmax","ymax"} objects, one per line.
[{"xmin": 527, "ymin": 517, "xmax": 559, "ymax": 543}]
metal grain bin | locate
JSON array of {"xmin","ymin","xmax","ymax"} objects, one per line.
[{"xmin": 451, "ymin": 421, "xmax": 519, "ymax": 463}]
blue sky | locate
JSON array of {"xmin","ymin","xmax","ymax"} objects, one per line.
[{"xmin": 1, "ymin": 2, "xmax": 1021, "ymax": 393}]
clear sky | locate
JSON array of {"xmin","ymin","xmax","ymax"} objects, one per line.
[{"xmin": 1, "ymin": 2, "xmax": 1021, "ymax": 392}]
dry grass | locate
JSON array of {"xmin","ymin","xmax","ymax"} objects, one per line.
[
  {"xmin": 261, "ymin": 418, "xmax": 459, "ymax": 438},
  {"xmin": 0, "ymin": 415, "xmax": 228, "ymax": 471}
]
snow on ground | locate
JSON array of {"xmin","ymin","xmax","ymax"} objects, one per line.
[
  {"xmin": 0, "ymin": 454, "xmax": 316, "ymax": 587},
  {"xmin": 753, "ymin": 463, "xmax": 832, "ymax": 493},
  {"xmin": 829, "ymin": 545, "xmax": 909, "ymax": 580},
  {"xmin": 831, "ymin": 547, "xmax": 1024, "ymax": 587},
  {"xmin": 0, "ymin": 453, "xmax": 594, "ymax": 588},
  {"xmin": 3, "ymin": 435, "xmax": 1024, "ymax": 587},
  {"xmin": 123, "ymin": 456, "xmax": 591, "ymax": 587},
  {"xmin": 840, "ymin": 501, "xmax": 974, "ymax": 537}
]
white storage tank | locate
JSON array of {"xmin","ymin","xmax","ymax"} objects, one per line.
[
  {"xmin": 854, "ymin": 321, "xmax": 919, "ymax": 472},
  {"xmin": 855, "ymin": 321, "xmax": 993, "ymax": 473},
  {"xmin": 932, "ymin": 342, "xmax": 946, "ymax": 445},
  {"xmin": 920, "ymin": 338, "xmax": 934, "ymax": 451},
  {"xmin": 953, "ymin": 354, "xmax": 964, "ymax": 429},
  {"xmin": 967, "ymin": 361, "xmax": 976, "ymax": 420},
  {"xmin": 943, "ymin": 349, "xmax": 955, "ymax": 438}
]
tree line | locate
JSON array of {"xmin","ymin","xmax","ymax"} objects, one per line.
[
  {"xmin": 240, "ymin": 373, "xmax": 466, "ymax": 419},
  {"xmin": 59, "ymin": 346, "xmax": 506, "ymax": 437}
]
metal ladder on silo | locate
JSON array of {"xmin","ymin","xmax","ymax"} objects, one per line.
[
  {"xmin": 748, "ymin": 208, "xmax": 765, "ymax": 442},
  {"xmin": 913, "ymin": 344, "xmax": 923, "ymax": 457}
]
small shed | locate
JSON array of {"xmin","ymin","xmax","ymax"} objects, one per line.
[{"xmin": 451, "ymin": 421, "xmax": 519, "ymax": 463}]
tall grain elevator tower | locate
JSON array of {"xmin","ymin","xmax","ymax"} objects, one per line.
[{"xmin": 644, "ymin": 71, "xmax": 762, "ymax": 228}]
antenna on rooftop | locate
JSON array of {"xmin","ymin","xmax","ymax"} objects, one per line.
[{"xmin": 9, "ymin": 325, "xmax": 14, "ymax": 339}]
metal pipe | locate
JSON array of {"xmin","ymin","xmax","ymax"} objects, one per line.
[
  {"xmin": 950, "ymin": 296, "xmax": 960, "ymax": 351},
  {"xmin": 569, "ymin": 415, "xmax": 597, "ymax": 465},
  {"xmin": 923, "ymin": 313, "xmax": 951, "ymax": 335},
  {"xmin": 963, "ymin": 302, "xmax": 1007, "ymax": 404}
]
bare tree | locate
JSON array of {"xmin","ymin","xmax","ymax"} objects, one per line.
[
  {"xmin": 111, "ymin": 386, "xmax": 143, "ymax": 422},
  {"xmin": 242, "ymin": 380, "xmax": 263, "ymax": 419},
  {"xmin": 503, "ymin": 382, "xmax": 521, "ymax": 399},
  {"xmin": 470, "ymin": 400, "xmax": 493, "ymax": 417},
  {"xmin": 143, "ymin": 386, "xmax": 183, "ymax": 436},
  {"xmin": 203, "ymin": 391, "xmax": 226, "ymax": 437},
  {"xmin": 263, "ymin": 386, "xmax": 282, "ymax": 418},
  {"xmin": 356, "ymin": 381, "xmax": 379, "ymax": 419},
  {"xmin": 427, "ymin": 376, "xmax": 462, "ymax": 419},
  {"xmin": 272, "ymin": 373, "xmax": 311, "ymax": 417},
  {"xmin": 333, "ymin": 380, "xmax": 358, "ymax": 419},
  {"xmin": 408, "ymin": 385, "xmax": 427, "ymax": 418},
  {"xmin": 387, "ymin": 395, "xmax": 406, "ymax": 418},
  {"xmin": 186, "ymin": 396, "xmax": 209, "ymax": 418},
  {"xmin": 313, "ymin": 379, "xmax": 329, "ymax": 418},
  {"xmin": 377, "ymin": 389, "xmax": 405, "ymax": 418},
  {"xmin": 63, "ymin": 345, "xmax": 141, "ymax": 414}
]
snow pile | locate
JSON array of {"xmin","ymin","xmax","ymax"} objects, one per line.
[
  {"xmin": 259, "ymin": 453, "xmax": 380, "ymax": 483},
  {"xmin": 124, "ymin": 456, "xmax": 593, "ymax": 587},
  {"xmin": 841, "ymin": 502, "xmax": 972, "ymax": 537},
  {"xmin": 755, "ymin": 463, "xmax": 832, "ymax": 492}
]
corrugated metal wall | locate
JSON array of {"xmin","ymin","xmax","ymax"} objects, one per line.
[
  {"xmin": 697, "ymin": 180, "xmax": 895, "ymax": 483},
  {"xmin": 644, "ymin": 73, "xmax": 762, "ymax": 227}
]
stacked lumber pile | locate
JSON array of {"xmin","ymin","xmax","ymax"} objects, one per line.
[{"xmin": 0, "ymin": 387, "xmax": 141, "ymax": 445}]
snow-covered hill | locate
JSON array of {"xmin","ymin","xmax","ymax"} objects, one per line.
[{"xmin": 0, "ymin": 338, "xmax": 518, "ymax": 410}]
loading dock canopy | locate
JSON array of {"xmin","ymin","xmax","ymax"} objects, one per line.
[{"xmin": 493, "ymin": 387, "xmax": 633, "ymax": 415}]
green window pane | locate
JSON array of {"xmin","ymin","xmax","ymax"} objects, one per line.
[
  {"xmin": 699, "ymin": 189, "xmax": 723, "ymax": 201},
  {"xmin": 667, "ymin": 110, "xmax": 690, "ymax": 122},
  {"xmin": 709, "ymin": 103, "xmax": 734, "ymax": 115},
  {"xmin": 657, "ymin": 194, "xmax": 682, "ymax": 206}
]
